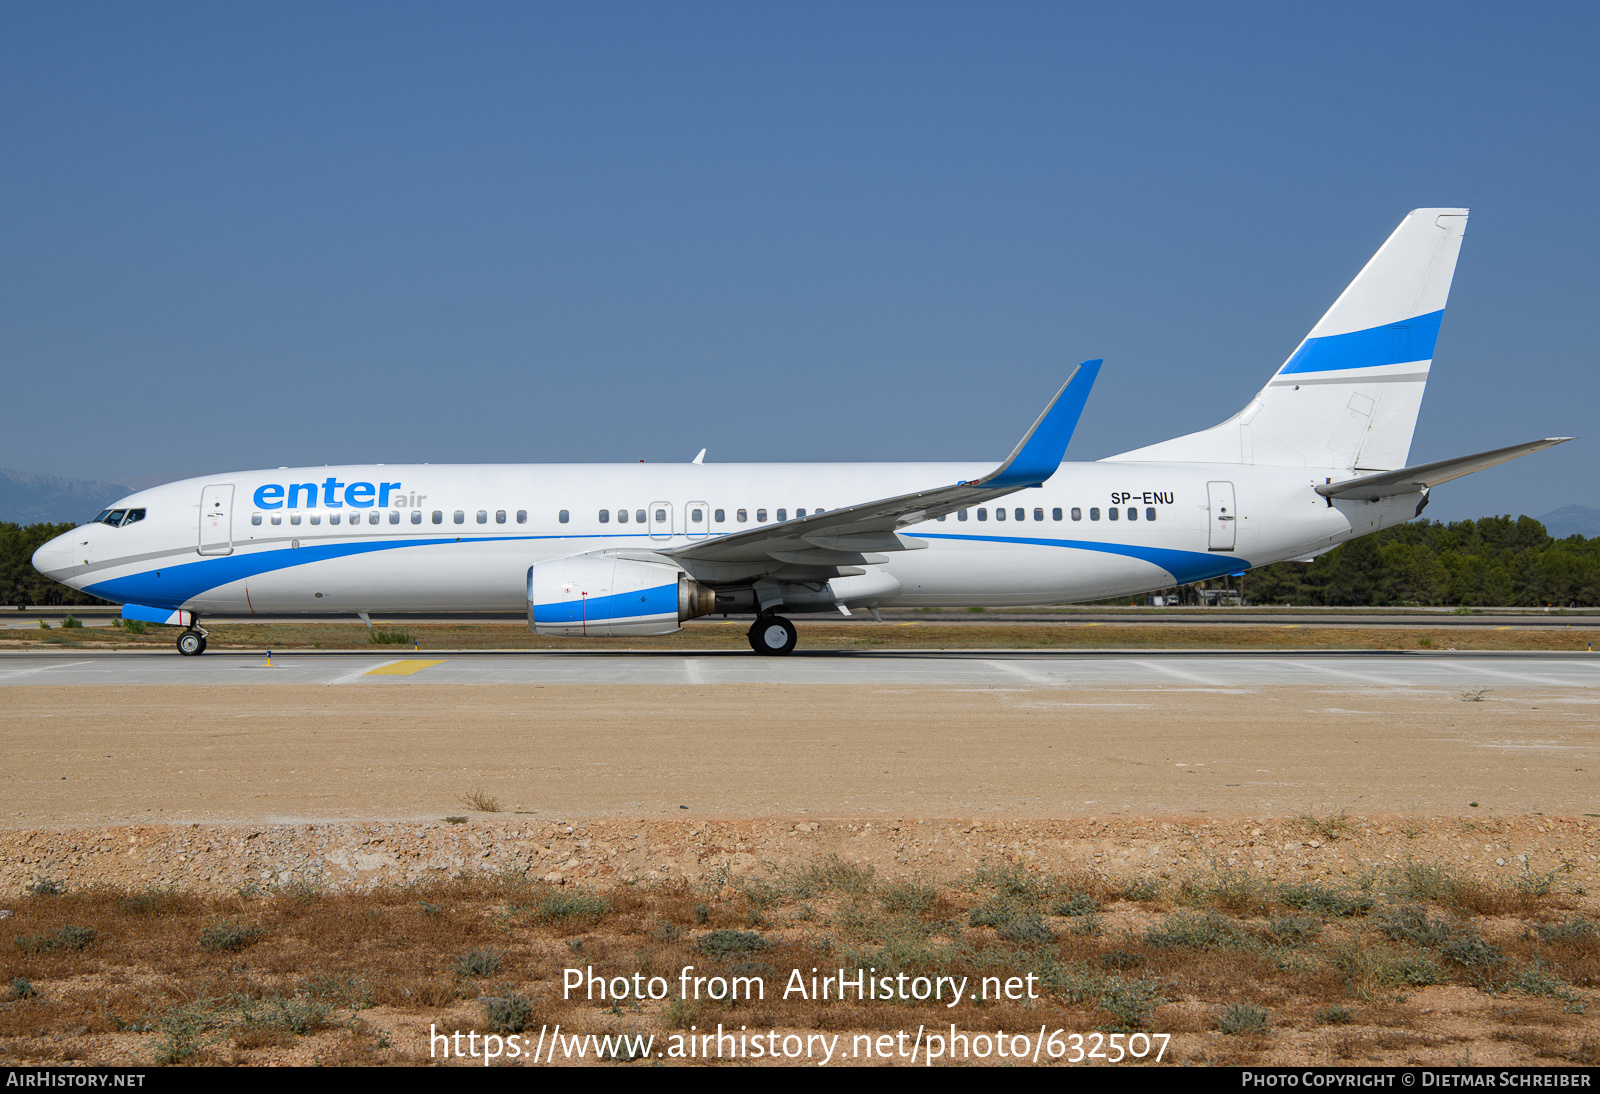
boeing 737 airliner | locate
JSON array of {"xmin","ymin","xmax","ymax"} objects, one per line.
[{"xmin": 32, "ymin": 209, "xmax": 1568, "ymax": 655}]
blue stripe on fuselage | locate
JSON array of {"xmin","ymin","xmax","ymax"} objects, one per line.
[
  {"xmin": 919, "ymin": 533, "xmax": 1250, "ymax": 585},
  {"xmin": 1277, "ymin": 310, "xmax": 1443, "ymax": 376},
  {"xmin": 85, "ymin": 531, "xmax": 1249, "ymax": 609}
]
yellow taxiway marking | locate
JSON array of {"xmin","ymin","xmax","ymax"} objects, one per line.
[{"xmin": 364, "ymin": 660, "xmax": 444, "ymax": 677}]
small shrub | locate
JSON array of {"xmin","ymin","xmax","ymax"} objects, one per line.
[
  {"xmin": 879, "ymin": 882, "xmax": 937, "ymax": 915},
  {"xmin": 1145, "ymin": 911, "xmax": 1249, "ymax": 951},
  {"xmin": 1535, "ymin": 917, "xmax": 1598, "ymax": 945},
  {"xmin": 787, "ymin": 855, "xmax": 875, "ymax": 897},
  {"xmin": 459, "ymin": 789, "xmax": 500, "ymax": 813},
  {"xmin": 1120, "ymin": 877, "xmax": 1161, "ymax": 902},
  {"xmin": 11, "ymin": 977, "xmax": 37, "ymax": 999},
  {"xmin": 530, "ymin": 890, "xmax": 609, "ymax": 924},
  {"xmin": 996, "ymin": 914, "xmax": 1054, "ymax": 945},
  {"xmin": 199, "ymin": 919, "xmax": 263, "ymax": 953},
  {"xmin": 456, "ymin": 948, "xmax": 503, "ymax": 978},
  {"xmin": 61, "ymin": 614, "xmax": 82, "ymax": 629},
  {"xmin": 122, "ymin": 618, "xmax": 148, "ymax": 635},
  {"xmin": 1265, "ymin": 915, "xmax": 1322, "ymax": 945},
  {"xmin": 258, "ymin": 996, "xmax": 333, "ymax": 1035},
  {"xmin": 1313, "ymin": 1005, "xmax": 1355, "ymax": 1026},
  {"xmin": 694, "ymin": 929, "xmax": 769, "ymax": 957},
  {"xmin": 37, "ymin": 619, "xmax": 49, "ymax": 629},
  {"xmin": 1277, "ymin": 882, "xmax": 1372, "ymax": 918},
  {"xmin": 369, "ymin": 629, "xmax": 412, "ymax": 645},
  {"xmin": 1098, "ymin": 977, "xmax": 1167, "ymax": 1031},
  {"xmin": 16, "ymin": 925, "xmax": 96, "ymax": 952},
  {"xmin": 26, "ymin": 878, "xmax": 65, "ymax": 897},
  {"xmin": 1218, "ymin": 1003, "xmax": 1269, "ymax": 1034},
  {"xmin": 485, "ymin": 993, "xmax": 533, "ymax": 1034},
  {"xmin": 1051, "ymin": 893, "xmax": 1100, "ymax": 917}
]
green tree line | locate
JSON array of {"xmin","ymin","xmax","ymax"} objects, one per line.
[
  {"xmin": 1243, "ymin": 515, "xmax": 1600, "ymax": 607},
  {"xmin": 0, "ymin": 523, "xmax": 113, "ymax": 607},
  {"xmin": 2, "ymin": 515, "xmax": 1598, "ymax": 610}
]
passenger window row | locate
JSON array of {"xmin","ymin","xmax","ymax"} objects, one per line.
[
  {"xmin": 250, "ymin": 509, "xmax": 531, "ymax": 528},
  {"xmin": 568, "ymin": 507, "xmax": 827, "ymax": 526},
  {"xmin": 952, "ymin": 506, "xmax": 1159, "ymax": 523}
]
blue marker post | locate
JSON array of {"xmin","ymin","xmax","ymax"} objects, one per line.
[{"xmin": 266, "ymin": 648, "xmax": 273, "ymax": 667}]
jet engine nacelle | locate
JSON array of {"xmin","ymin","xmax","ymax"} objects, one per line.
[{"xmin": 528, "ymin": 555, "xmax": 715, "ymax": 636}]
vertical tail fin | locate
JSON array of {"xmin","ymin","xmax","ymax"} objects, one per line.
[{"xmin": 1107, "ymin": 208, "xmax": 1468, "ymax": 471}]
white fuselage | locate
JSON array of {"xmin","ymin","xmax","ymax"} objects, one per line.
[{"xmin": 34, "ymin": 460, "xmax": 1421, "ymax": 615}]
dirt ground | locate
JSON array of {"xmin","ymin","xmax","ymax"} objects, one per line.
[{"xmin": 3, "ymin": 681, "xmax": 1598, "ymax": 1066}]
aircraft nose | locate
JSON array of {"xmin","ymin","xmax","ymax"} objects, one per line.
[{"xmin": 31, "ymin": 531, "xmax": 76, "ymax": 580}]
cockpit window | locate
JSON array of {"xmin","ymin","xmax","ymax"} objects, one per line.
[
  {"xmin": 96, "ymin": 508, "xmax": 146, "ymax": 527},
  {"xmin": 121, "ymin": 509, "xmax": 145, "ymax": 526}
]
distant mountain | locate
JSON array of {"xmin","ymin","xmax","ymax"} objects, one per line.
[
  {"xmin": 0, "ymin": 467, "xmax": 133, "ymax": 525},
  {"xmin": 1539, "ymin": 505, "xmax": 1600, "ymax": 539}
]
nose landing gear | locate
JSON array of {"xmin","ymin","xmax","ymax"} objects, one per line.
[
  {"xmin": 176, "ymin": 625, "xmax": 208, "ymax": 656},
  {"xmin": 747, "ymin": 615, "xmax": 797, "ymax": 656}
]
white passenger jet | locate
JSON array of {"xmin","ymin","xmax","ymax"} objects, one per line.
[{"xmin": 33, "ymin": 209, "xmax": 1567, "ymax": 656}]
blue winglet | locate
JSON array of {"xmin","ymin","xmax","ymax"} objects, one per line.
[{"xmin": 979, "ymin": 359, "xmax": 1102, "ymax": 489}]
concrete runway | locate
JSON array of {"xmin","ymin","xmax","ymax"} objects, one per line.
[{"xmin": 3, "ymin": 649, "xmax": 1600, "ymax": 688}]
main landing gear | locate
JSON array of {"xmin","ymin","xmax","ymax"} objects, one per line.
[
  {"xmin": 748, "ymin": 615, "xmax": 798, "ymax": 656},
  {"xmin": 176, "ymin": 625, "xmax": 208, "ymax": 656}
]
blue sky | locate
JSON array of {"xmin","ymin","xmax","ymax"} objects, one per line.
[{"xmin": 2, "ymin": 3, "xmax": 1595, "ymax": 522}]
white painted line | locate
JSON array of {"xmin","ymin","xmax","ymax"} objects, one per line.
[{"xmin": 329, "ymin": 660, "xmax": 400, "ymax": 685}]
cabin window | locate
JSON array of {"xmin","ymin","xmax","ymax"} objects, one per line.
[
  {"xmin": 1089, "ymin": 508, "xmax": 1100, "ymax": 521},
  {"xmin": 977, "ymin": 508, "xmax": 988, "ymax": 521},
  {"xmin": 310, "ymin": 514, "xmax": 322, "ymax": 526},
  {"xmin": 1033, "ymin": 508, "xmax": 1044, "ymax": 521},
  {"xmin": 714, "ymin": 509, "xmax": 725, "ymax": 522},
  {"xmin": 496, "ymin": 510, "xmax": 506, "ymax": 524},
  {"xmin": 1146, "ymin": 507, "xmax": 1157, "ymax": 521},
  {"xmin": 937, "ymin": 514, "xmax": 946, "ymax": 521},
  {"xmin": 251, "ymin": 513, "xmax": 262, "ymax": 526},
  {"xmin": 654, "ymin": 508, "xmax": 666, "ymax": 523},
  {"xmin": 796, "ymin": 508, "xmax": 806, "ymax": 518},
  {"xmin": 271, "ymin": 515, "xmax": 282, "ymax": 526},
  {"xmin": 517, "ymin": 510, "xmax": 527, "ymax": 524},
  {"xmin": 736, "ymin": 509, "xmax": 747, "ymax": 522},
  {"xmin": 454, "ymin": 511, "xmax": 465, "ymax": 524},
  {"xmin": 368, "ymin": 511, "xmax": 380, "ymax": 525},
  {"xmin": 387, "ymin": 511, "xmax": 398, "ymax": 524},
  {"xmin": 1109, "ymin": 507, "xmax": 1119, "ymax": 521},
  {"xmin": 1067, "ymin": 508, "xmax": 1077, "ymax": 521},
  {"xmin": 776, "ymin": 509, "xmax": 787, "ymax": 521},
  {"xmin": 1127, "ymin": 507, "xmax": 1137, "ymax": 521},
  {"xmin": 290, "ymin": 514, "xmax": 302, "ymax": 526},
  {"xmin": 410, "ymin": 511, "xmax": 420, "ymax": 524},
  {"xmin": 559, "ymin": 510, "xmax": 570, "ymax": 523},
  {"xmin": 616, "ymin": 509, "xmax": 628, "ymax": 523},
  {"xmin": 958, "ymin": 509, "xmax": 968, "ymax": 521},
  {"xmin": 432, "ymin": 511, "xmax": 443, "ymax": 524},
  {"xmin": 756, "ymin": 509, "xmax": 767, "ymax": 522},
  {"xmin": 476, "ymin": 510, "xmax": 487, "ymax": 524},
  {"xmin": 690, "ymin": 508, "xmax": 702, "ymax": 523},
  {"xmin": 329, "ymin": 513, "xmax": 341, "ymax": 525},
  {"xmin": 598, "ymin": 510, "xmax": 610, "ymax": 523},
  {"xmin": 634, "ymin": 509, "xmax": 645, "ymax": 523}
]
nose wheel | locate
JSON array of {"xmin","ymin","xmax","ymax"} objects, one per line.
[
  {"xmin": 748, "ymin": 615, "xmax": 797, "ymax": 656},
  {"xmin": 176, "ymin": 629, "xmax": 208, "ymax": 656}
]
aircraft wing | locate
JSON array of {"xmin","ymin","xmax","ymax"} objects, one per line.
[
  {"xmin": 667, "ymin": 360, "xmax": 1102, "ymax": 566},
  {"xmin": 1315, "ymin": 437, "xmax": 1572, "ymax": 501}
]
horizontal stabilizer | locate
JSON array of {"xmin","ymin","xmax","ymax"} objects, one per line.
[{"xmin": 1315, "ymin": 438, "xmax": 1572, "ymax": 501}]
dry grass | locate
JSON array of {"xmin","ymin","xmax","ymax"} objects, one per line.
[
  {"xmin": 1, "ymin": 858, "xmax": 1594, "ymax": 1066},
  {"xmin": 4, "ymin": 620, "xmax": 1599, "ymax": 653}
]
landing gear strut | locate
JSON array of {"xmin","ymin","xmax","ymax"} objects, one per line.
[
  {"xmin": 176, "ymin": 625, "xmax": 208, "ymax": 656},
  {"xmin": 748, "ymin": 615, "xmax": 797, "ymax": 656}
]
